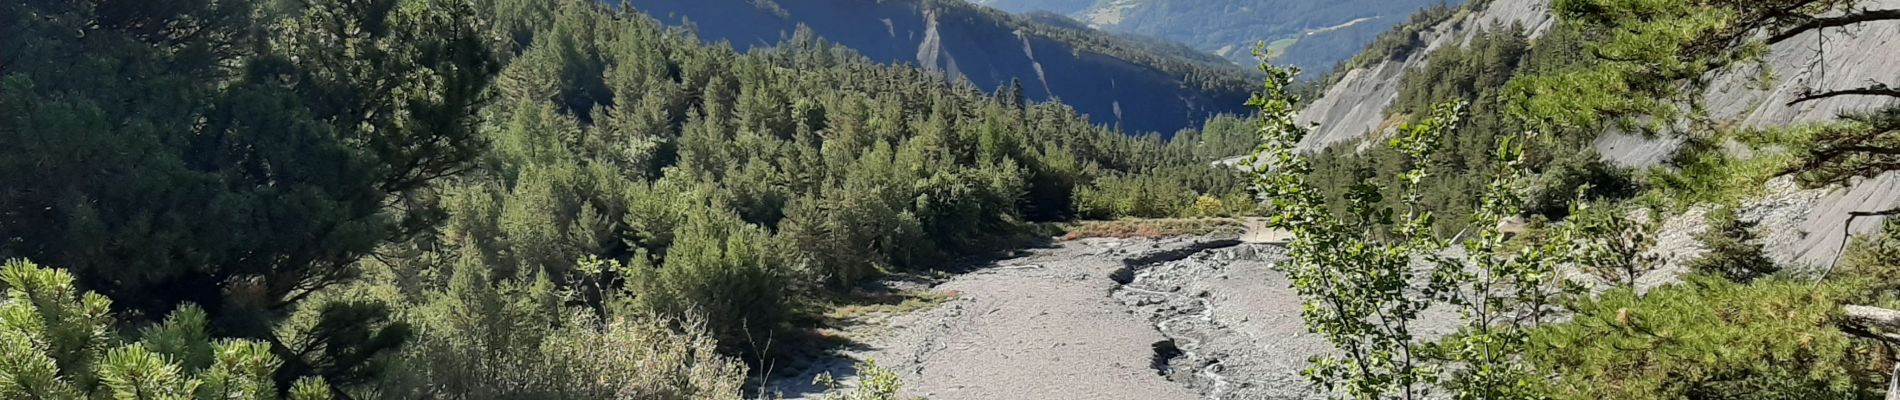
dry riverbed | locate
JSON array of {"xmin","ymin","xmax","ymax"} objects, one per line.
[{"xmin": 766, "ymin": 233, "xmax": 1461, "ymax": 399}]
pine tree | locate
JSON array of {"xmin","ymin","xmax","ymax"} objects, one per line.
[
  {"xmin": 1685, "ymin": 208, "xmax": 1778, "ymax": 283},
  {"xmin": 0, "ymin": 259, "xmax": 334, "ymax": 399}
]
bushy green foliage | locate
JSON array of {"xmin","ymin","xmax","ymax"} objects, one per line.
[
  {"xmin": 1253, "ymin": 62, "xmax": 1580, "ymax": 399},
  {"xmin": 1568, "ymin": 204, "xmax": 1663, "ymax": 287},
  {"xmin": 334, "ymin": 240, "xmax": 749, "ymax": 399},
  {"xmin": 0, "ymin": 259, "xmax": 333, "ymax": 399},
  {"xmin": 1634, "ymin": 137, "xmax": 1787, "ymax": 207},
  {"xmin": 1074, "ymin": 170, "xmax": 1247, "ymax": 219},
  {"xmin": 625, "ymin": 211, "xmax": 790, "ymax": 348},
  {"xmin": 369, "ymin": 260, "xmax": 748, "ymax": 399},
  {"xmin": 1527, "ymin": 276, "xmax": 1884, "ymax": 399},
  {"xmin": 1501, "ymin": 0, "xmax": 1894, "ymax": 132},
  {"xmin": 1306, "ymin": 17, "xmax": 1638, "ymax": 233},
  {"xmin": 1765, "ymin": 108, "xmax": 1900, "ymax": 189},
  {"xmin": 0, "ymin": 0, "xmax": 495, "ymax": 385},
  {"xmin": 1256, "ymin": 64, "xmax": 1452, "ymax": 398},
  {"xmin": 1280, "ymin": 0, "xmax": 1900, "ymax": 397},
  {"xmin": 1686, "ymin": 208, "xmax": 1779, "ymax": 283},
  {"xmin": 1826, "ymin": 220, "xmax": 1900, "ymax": 308},
  {"xmin": 815, "ymin": 359, "xmax": 914, "ymax": 400},
  {"xmin": 1524, "ymin": 152, "xmax": 1638, "ymax": 219},
  {"xmin": 6, "ymin": 1, "xmax": 1264, "ymax": 393},
  {"xmin": 1313, "ymin": 23, "xmax": 1521, "ymax": 232}
]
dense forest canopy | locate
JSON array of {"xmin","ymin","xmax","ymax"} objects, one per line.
[{"xmin": 0, "ymin": 0, "xmax": 1254, "ymax": 397}]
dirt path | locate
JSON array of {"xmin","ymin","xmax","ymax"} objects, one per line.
[{"xmin": 772, "ymin": 238, "xmax": 1217, "ymax": 399}]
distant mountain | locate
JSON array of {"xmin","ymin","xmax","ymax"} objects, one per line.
[
  {"xmin": 971, "ymin": 0, "xmax": 1459, "ymax": 73},
  {"xmin": 977, "ymin": 0, "xmax": 1098, "ymax": 14},
  {"xmin": 624, "ymin": 0, "xmax": 1258, "ymax": 136}
]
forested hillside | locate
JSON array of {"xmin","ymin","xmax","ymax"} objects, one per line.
[
  {"xmin": 10, "ymin": 0, "xmax": 1900, "ymax": 397},
  {"xmin": 625, "ymin": 0, "xmax": 1259, "ymax": 136},
  {"xmin": 974, "ymin": 0, "xmax": 1457, "ymax": 73},
  {"xmin": 0, "ymin": 0, "xmax": 1256, "ymax": 397},
  {"xmin": 1247, "ymin": 0, "xmax": 1900, "ymax": 395}
]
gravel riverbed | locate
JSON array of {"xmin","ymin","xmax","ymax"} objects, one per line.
[{"xmin": 768, "ymin": 234, "xmax": 1462, "ymax": 399}]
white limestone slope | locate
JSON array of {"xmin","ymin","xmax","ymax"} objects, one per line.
[
  {"xmin": 1285, "ymin": 0, "xmax": 1900, "ymax": 268},
  {"xmin": 1660, "ymin": 0, "xmax": 1900, "ymax": 268},
  {"xmin": 1294, "ymin": 0, "xmax": 1555, "ymax": 154}
]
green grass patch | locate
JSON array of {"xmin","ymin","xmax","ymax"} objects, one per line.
[
  {"xmin": 1264, "ymin": 38, "xmax": 1300, "ymax": 58},
  {"xmin": 1050, "ymin": 217, "xmax": 1247, "ymax": 240},
  {"xmin": 823, "ymin": 288, "xmax": 958, "ymax": 323}
]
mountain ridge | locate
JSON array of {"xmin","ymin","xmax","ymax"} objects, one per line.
[
  {"xmin": 624, "ymin": 0, "xmax": 1258, "ymax": 136},
  {"xmin": 974, "ymin": 0, "xmax": 1460, "ymax": 73}
]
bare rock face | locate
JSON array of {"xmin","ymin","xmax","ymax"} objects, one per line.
[
  {"xmin": 1743, "ymin": 175, "xmax": 1900, "ymax": 269},
  {"xmin": 1593, "ymin": 131, "xmax": 1685, "ymax": 168},
  {"xmin": 1671, "ymin": 0, "xmax": 1900, "ymax": 268},
  {"xmin": 1294, "ymin": 0, "xmax": 1900, "ymax": 269},
  {"xmin": 1642, "ymin": 174, "xmax": 1900, "ymax": 279},
  {"xmin": 1700, "ymin": 0, "xmax": 1900, "ymax": 129},
  {"xmin": 1292, "ymin": 0, "xmax": 1555, "ymax": 154}
]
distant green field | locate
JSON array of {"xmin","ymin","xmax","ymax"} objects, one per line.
[{"xmin": 1264, "ymin": 38, "xmax": 1301, "ymax": 58}]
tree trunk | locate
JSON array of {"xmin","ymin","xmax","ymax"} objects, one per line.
[
  {"xmin": 1842, "ymin": 305, "xmax": 1900, "ymax": 399},
  {"xmin": 1846, "ymin": 305, "xmax": 1900, "ymax": 333},
  {"xmin": 1889, "ymin": 361, "xmax": 1900, "ymax": 400}
]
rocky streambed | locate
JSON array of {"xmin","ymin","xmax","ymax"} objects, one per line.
[
  {"xmin": 771, "ymin": 234, "xmax": 1464, "ymax": 399},
  {"xmin": 1110, "ymin": 240, "xmax": 1315, "ymax": 399}
]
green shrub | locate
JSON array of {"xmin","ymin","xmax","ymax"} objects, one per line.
[
  {"xmin": 1686, "ymin": 208, "xmax": 1779, "ymax": 283},
  {"xmin": 815, "ymin": 359, "xmax": 914, "ymax": 400},
  {"xmin": 1526, "ymin": 152, "xmax": 1640, "ymax": 219},
  {"xmin": 625, "ymin": 210, "xmax": 792, "ymax": 354},
  {"xmin": 0, "ymin": 259, "xmax": 333, "ymax": 399},
  {"xmin": 371, "ymin": 253, "xmax": 748, "ymax": 399},
  {"xmin": 1527, "ymin": 275, "xmax": 1884, "ymax": 399},
  {"xmin": 1568, "ymin": 204, "xmax": 1663, "ymax": 287}
]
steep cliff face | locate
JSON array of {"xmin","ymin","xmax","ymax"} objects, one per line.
[
  {"xmin": 1294, "ymin": 0, "xmax": 1900, "ymax": 267},
  {"xmin": 1294, "ymin": 0, "xmax": 1554, "ymax": 153},
  {"xmin": 625, "ymin": 0, "xmax": 1255, "ymax": 136},
  {"xmin": 1680, "ymin": 0, "xmax": 1900, "ymax": 267}
]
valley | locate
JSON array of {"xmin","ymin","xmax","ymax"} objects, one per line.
[
  {"xmin": 627, "ymin": 0, "xmax": 1257, "ymax": 135},
  {"xmin": 8, "ymin": 0, "xmax": 1900, "ymax": 398}
]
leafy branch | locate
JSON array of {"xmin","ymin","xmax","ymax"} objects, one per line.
[{"xmin": 1251, "ymin": 62, "xmax": 1586, "ymax": 399}]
